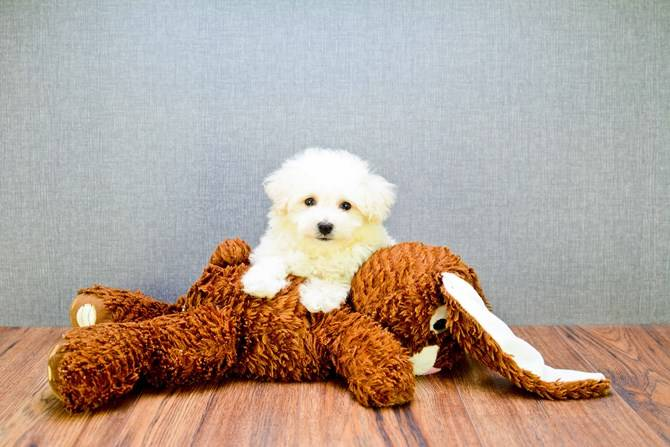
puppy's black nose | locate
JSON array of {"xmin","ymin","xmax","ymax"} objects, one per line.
[{"xmin": 317, "ymin": 222, "xmax": 334, "ymax": 236}]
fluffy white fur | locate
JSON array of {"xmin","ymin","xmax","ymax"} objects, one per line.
[{"xmin": 242, "ymin": 148, "xmax": 396, "ymax": 313}]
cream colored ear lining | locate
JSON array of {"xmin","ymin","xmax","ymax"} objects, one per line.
[{"xmin": 441, "ymin": 272, "xmax": 606, "ymax": 384}]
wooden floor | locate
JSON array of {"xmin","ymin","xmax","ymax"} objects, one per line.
[{"xmin": 0, "ymin": 326, "xmax": 668, "ymax": 446}]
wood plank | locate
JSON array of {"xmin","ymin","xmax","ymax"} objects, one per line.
[
  {"xmin": 133, "ymin": 374, "xmax": 481, "ymax": 446},
  {"xmin": 0, "ymin": 326, "xmax": 17, "ymax": 340},
  {"xmin": 452, "ymin": 326, "xmax": 665, "ymax": 447},
  {"xmin": 651, "ymin": 325, "xmax": 670, "ymax": 344},
  {"xmin": 0, "ymin": 328, "xmax": 93, "ymax": 446},
  {"xmin": 410, "ymin": 372, "xmax": 483, "ymax": 446},
  {"xmin": 0, "ymin": 327, "xmax": 28, "ymax": 360},
  {"xmin": 0, "ymin": 327, "xmax": 482, "ymax": 447},
  {"xmin": 0, "ymin": 328, "xmax": 64, "ymax": 420},
  {"xmin": 556, "ymin": 325, "xmax": 670, "ymax": 444},
  {"xmin": 2, "ymin": 327, "xmax": 669, "ymax": 446}
]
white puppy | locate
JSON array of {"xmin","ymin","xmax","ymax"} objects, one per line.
[{"xmin": 241, "ymin": 148, "xmax": 396, "ymax": 313}]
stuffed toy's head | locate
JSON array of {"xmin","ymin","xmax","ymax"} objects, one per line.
[
  {"xmin": 350, "ymin": 242, "xmax": 482, "ymax": 374},
  {"xmin": 351, "ymin": 242, "xmax": 611, "ymax": 399}
]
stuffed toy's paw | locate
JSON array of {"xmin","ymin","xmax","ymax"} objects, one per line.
[
  {"xmin": 48, "ymin": 326, "xmax": 149, "ymax": 411},
  {"xmin": 348, "ymin": 359, "xmax": 415, "ymax": 407},
  {"xmin": 69, "ymin": 293, "xmax": 113, "ymax": 327}
]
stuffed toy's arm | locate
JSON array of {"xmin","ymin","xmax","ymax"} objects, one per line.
[
  {"xmin": 440, "ymin": 273, "xmax": 610, "ymax": 399},
  {"xmin": 70, "ymin": 285, "xmax": 179, "ymax": 327},
  {"xmin": 68, "ymin": 239, "xmax": 252, "ymax": 327},
  {"xmin": 313, "ymin": 308, "xmax": 415, "ymax": 407}
]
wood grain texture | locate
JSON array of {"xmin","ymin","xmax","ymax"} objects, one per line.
[
  {"xmin": 1, "ymin": 326, "xmax": 668, "ymax": 447},
  {"xmin": 556, "ymin": 326, "xmax": 670, "ymax": 445}
]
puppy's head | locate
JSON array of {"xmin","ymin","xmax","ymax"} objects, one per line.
[{"xmin": 264, "ymin": 148, "xmax": 395, "ymax": 243}]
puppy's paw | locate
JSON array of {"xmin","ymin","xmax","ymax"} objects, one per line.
[
  {"xmin": 241, "ymin": 269, "xmax": 287, "ymax": 299},
  {"xmin": 299, "ymin": 279, "xmax": 350, "ymax": 313}
]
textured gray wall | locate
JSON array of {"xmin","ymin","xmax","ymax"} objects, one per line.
[{"xmin": 1, "ymin": 1, "xmax": 668, "ymax": 326}]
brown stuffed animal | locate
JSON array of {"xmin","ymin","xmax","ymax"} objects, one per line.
[
  {"xmin": 48, "ymin": 239, "xmax": 417, "ymax": 411},
  {"xmin": 48, "ymin": 240, "xmax": 609, "ymax": 412}
]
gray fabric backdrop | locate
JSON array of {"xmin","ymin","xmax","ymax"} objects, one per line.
[{"xmin": 1, "ymin": 1, "xmax": 668, "ymax": 326}]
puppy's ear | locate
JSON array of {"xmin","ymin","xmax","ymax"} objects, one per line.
[
  {"xmin": 263, "ymin": 169, "xmax": 292, "ymax": 213},
  {"xmin": 358, "ymin": 174, "xmax": 396, "ymax": 223}
]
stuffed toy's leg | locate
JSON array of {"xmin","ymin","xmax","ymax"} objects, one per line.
[
  {"xmin": 440, "ymin": 273, "xmax": 610, "ymax": 399},
  {"xmin": 49, "ymin": 304, "xmax": 238, "ymax": 412},
  {"xmin": 313, "ymin": 309, "xmax": 415, "ymax": 407},
  {"xmin": 69, "ymin": 285, "xmax": 180, "ymax": 327}
]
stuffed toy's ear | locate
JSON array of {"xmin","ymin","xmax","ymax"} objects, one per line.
[{"xmin": 440, "ymin": 273, "xmax": 610, "ymax": 399}]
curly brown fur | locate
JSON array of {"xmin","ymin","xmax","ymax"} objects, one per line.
[
  {"xmin": 50, "ymin": 239, "xmax": 609, "ymax": 412},
  {"xmin": 350, "ymin": 242, "xmax": 485, "ymax": 366},
  {"xmin": 49, "ymin": 239, "xmax": 414, "ymax": 412},
  {"xmin": 312, "ymin": 309, "xmax": 415, "ymax": 407},
  {"xmin": 50, "ymin": 305, "xmax": 239, "ymax": 411}
]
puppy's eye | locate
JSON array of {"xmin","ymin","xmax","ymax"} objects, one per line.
[
  {"xmin": 304, "ymin": 197, "xmax": 316, "ymax": 206},
  {"xmin": 339, "ymin": 201, "xmax": 352, "ymax": 211}
]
